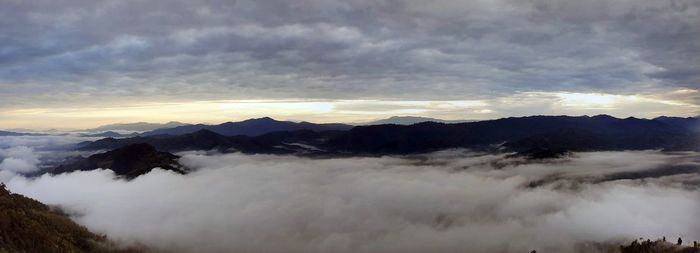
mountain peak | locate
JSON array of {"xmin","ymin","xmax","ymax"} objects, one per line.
[
  {"xmin": 591, "ymin": 114, "xmax": 618, "ymax": 120},
  {"xmin": 365, "ymin": 116, "xmax": 470, "ymax": 125},
  {"xmin": 251, "ymin": 117, "xmax": 277, "ymax": 122},
  {"xmin": 191, "ymin": 128, "xmax": 220, "ymax": 135}
]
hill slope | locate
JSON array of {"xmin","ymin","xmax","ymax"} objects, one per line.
[{"xmin": 0, "ymin": 184, "xmax": 143, "ymax": 253}]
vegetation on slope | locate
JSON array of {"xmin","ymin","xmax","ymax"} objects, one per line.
[
  {"xmin": 0, "ymin": 184, "xmax": 143, "ymax": 253},
  {"xmin": 619, "ymin": 238, "xmax": 699, "ymax": 253}
]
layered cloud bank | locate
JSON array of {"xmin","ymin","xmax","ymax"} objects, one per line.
[
  {"xmin": 3, "ymin": 0, "xmax": 699, "ymax": 101},
  {"xmin": 3, "ymin": 144, "xmax": 699, "ymax": 253},
  {"xmin": 0, "ymin": 135, "xmax": 95, "ymax": 180},
  {"xmin": 2, "ymin": 0, "xmax": 700, "ymax": 128}
]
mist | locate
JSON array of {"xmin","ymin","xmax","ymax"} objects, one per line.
[
  {"xmin": 2, "ymin": 142, "xmax": 698, "ymax": 253},
  {"xmin": 0, "ymin": 135, "xmax": 97, "ymax": 181}
]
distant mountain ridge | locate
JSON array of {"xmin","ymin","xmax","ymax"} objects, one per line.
[
  {"xmin": 653, "ymin": 116, "xmax": 700, "ymax": 131},
  {"xmin": 323, "ymin": 114, "xmax": 699, "ymax": 153},
  {"xmin": 79, "ymin": 131, "xmax": 139, "ymax": 138},
  {"xmin": 0, "ymin": 130, "xmax": 24, "ymax": 136},
  {"xmin": 79, "ymin": 115, "xmax": 700, "ymax": 155},
  {"xmin": 87, "ymin": 121, "xmax": 186, "ymax": 132},
  {"xmin": 80, "ymin": 129, "xmax": 339, "ymax": 155},
  {"xmin": 365, "ymin": 116, "xmax": 472, "ymax": 125},
  {"xmin": 0, "ymin": 130, "xmax": 45, "ymax": 136},
  {"xmin": 141, "ymin": 117, "xmax": 353, "ymax": 136}
]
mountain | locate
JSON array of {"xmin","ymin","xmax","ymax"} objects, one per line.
[
  {"xmin": 87, "ymin": 121, "xmax": 186, "ymax": 132},
  {"xmin": 79, "ymin": 129, "xmax": 337, "ymax": 155},
  {"xmin": 365, "ymin": 116, "xmax": 471, "ymax": 125},
  {"xmin": 0, "ymin": 130, "xmax": 45, "ymax": 136},
  {"xmin": 53, "ymin": 143, "xmax": 187, "ymax": 179},
  {"xmin": 0, "ymin": 130, "xmax": 24, "ymax": 136},
  {"xmin": 653, "ymin": 116, "xmax": 700, "ymax": 132},
  {"xmin": 0, "ymin": 184, "xmax": 144, "ymax": 253},
  {"xmin": 328, "ymin": 115, "xmax": 697, "ymax": 154},
  {"xmin": 78, "ymin": 115, "xmax": 700, "ymax": 156},
  {"xmin": 141, "ymin": 117, "xmax": 353, "ymax": 136},
  {"xmin": 80, "ymin": 131, "xmax": 139, "ymax": 138}
]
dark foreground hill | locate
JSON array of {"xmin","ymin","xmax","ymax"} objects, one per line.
[
  {"xmin": 79, "ymin": 115, "xmax": 700, "ymax": 155},
  {"xmin": 0, "ymin": 184, "xmax": 144, "ymax": 253},
  {"xmin": 141, "ymin": 117, "xmax": 353, "ymax": 137},
  {"xmin": 53, "ymin": 143, "xmax": 187, "ymax": 179},
  {"xmin": 619, "ymin": 239, "xmax": 699, "ymax": 253}
]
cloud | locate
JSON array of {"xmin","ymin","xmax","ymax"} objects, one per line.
[
  {"xmin": 0, "ymin": 0, "xmax": 698, "ymax": 111},
  {"xmin": 0, "ymin": 135, "xmax": 96, "ymax": 180},
  {"xmin": 2, "ymin": 91, "xmax": 697, "ymax": 130},
  {"xmin": 0, "ymin": 135, "xmax": 93, "ymax": 150},
  {"xmin": 5, "ymin": 150, "xmax": 700, "ymax": 253},
  {"xmin": 0, "ymin": 146, "xmax": 42, "ymax": 178}
]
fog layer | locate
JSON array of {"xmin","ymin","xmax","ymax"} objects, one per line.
[{"xmin": 2, "ymin": 136, "xmax": 699, "ymax": 253}]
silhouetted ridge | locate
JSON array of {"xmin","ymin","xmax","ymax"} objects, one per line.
[
  {"xmin": 79, "ymin": 115, "xmax": 700, "ymax": 155},
  {"xmin": 0, "ymin": 130, "xmax": 45, "ymax": 136},
  {"xmin": 54, "ymin": 143, "xmax": 186, "ymax": 179},
  {"xmin": 80, "ymin": 131, "xmax": 139, "ymax": 138},
  {"xmin": 86, "ymin": 121, "xmax": 186, "ymax": 132},
  {"xmin": 364, "ymin": 116, "xmax": 471, "ymax": 125},
  {"xmin": 81, "ymin": 130, "xmax": 296, "ymax": 154},
  {"xmin": 141, "ymin": 117, "xmax": 353, "ymax": 137}
]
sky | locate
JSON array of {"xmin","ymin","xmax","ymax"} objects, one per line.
[{"xmin": 1, "ymin": 0, "xmax": 699, "ymax": 129}]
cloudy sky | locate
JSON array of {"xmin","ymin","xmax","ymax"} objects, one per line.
[{"xmin": 1, "ymin": 0, "xmax": 699, "ymax": 129}]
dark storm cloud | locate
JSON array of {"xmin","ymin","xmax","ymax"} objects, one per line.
[{"xmin": 0, "ymin": 0, "xmax": 698, "ymax": 105}]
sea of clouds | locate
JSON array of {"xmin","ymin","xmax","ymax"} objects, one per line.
[{"xmin": 1, "ymin": 135, "xmax": 699, "ymax": 253}]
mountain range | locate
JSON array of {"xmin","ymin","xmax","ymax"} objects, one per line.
[
  {"xmin": 363, "ymin": 116, "xmax": 472, "ymax": 125},
  {"xmin": 86, "ymin": 121, "xmax": 187, "ymax": 132},
  {"xmin": 79, "ymin": 131, "xmax": 140, "ymax": 138},
  {"xmin": 82, "ymin": 116, "xmax": 468, "ymax": 136},
  {"xmin": 78, "ymin": 115, "xmax": 700, "ymax": 156},
  {"xmin": 20, "ymin": 115, "xmax": 700, "ymax": 253},
  {"xmin": 140, "ymin": 117, "xmax": 353, "ymax": 136},
  {"xmin": 0, "ymin": 130, "xmax": 45, "ymax": 136}
]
